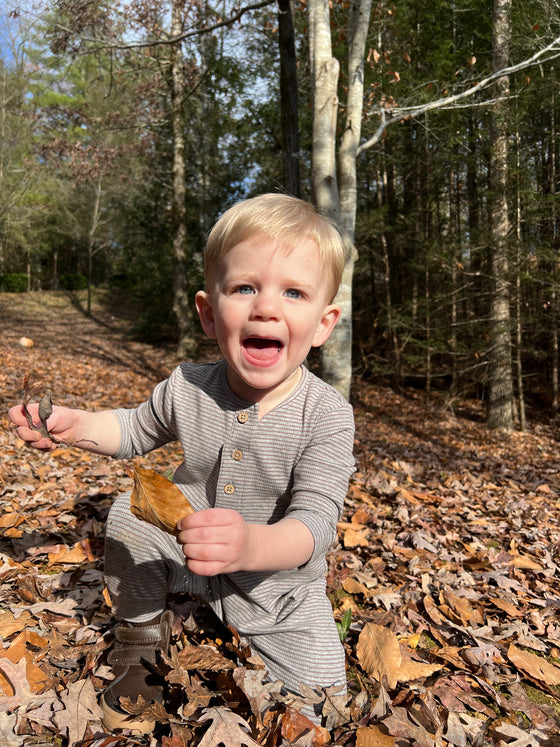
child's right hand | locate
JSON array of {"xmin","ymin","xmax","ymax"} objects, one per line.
[{"xmin": 8, "ymin": 403, "xmax": 78, "ymax": 451}]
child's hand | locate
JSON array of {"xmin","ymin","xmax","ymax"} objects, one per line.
[
  {"xmin": 8, "ymin": 403, "xmax": 77, "ymax": 451},
  {"xmin": 177, "ymin": 508, "xmax": 251, "ymax": 576}
]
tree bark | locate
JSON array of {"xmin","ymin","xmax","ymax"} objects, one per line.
[
  {"xmin": 308, "ymin": 0, "xmax": 339, "ymax": 220},
  {"xmin": 309, "ymin": 0, "xmax": 371, "ymax": 401},
  {"xmin": 171, "ymin": 0, "xmax": 197, "ymax": 360},
  {"xmin": 87, "ymin": 173, "xmax": 103, "ymax": 316},
  {"xmin": 278, "ymin": 0, "xmax": 300, "ymax": 197},
  {"xmin": 487, "ymin": 0, "xmax": 514, "ymax": 430}
]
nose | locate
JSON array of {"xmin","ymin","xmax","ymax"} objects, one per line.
[{"xmin": 250, "ymin": 289, "xmax": 280, "ymax": 320}]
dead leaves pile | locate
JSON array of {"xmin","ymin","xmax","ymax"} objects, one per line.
[{"xmin": 2, "ymin": 292, "xmax": 560, "ymax": 745}]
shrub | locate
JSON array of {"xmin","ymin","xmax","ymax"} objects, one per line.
[
  {"xmin": 0, "ymin": 273, "xmax": 29, "ymax": 292},
  {"xmin": 59, "ymin": 274, "xmax": 88, "ymax": 291}
]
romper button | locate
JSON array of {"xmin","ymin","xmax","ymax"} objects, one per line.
[
  {"xmin": 232, "ymin": 450, "xmax": 243, "ymax": 461},
  {"xmin": 237, "ymin": 411, "xmax": 249, "ymax": 423},
  {"xmin": 224, "ymin": 483, "xmax": 235, "ymax": 494}
]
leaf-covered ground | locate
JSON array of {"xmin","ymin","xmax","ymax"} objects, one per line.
[{"xmin": 2, "ymin": 291, "xmax": 560, "ymax": 746}]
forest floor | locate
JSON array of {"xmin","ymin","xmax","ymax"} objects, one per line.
[{"xmin": 2, "ymin": 291, "xmax": 560, "ymax": 747}]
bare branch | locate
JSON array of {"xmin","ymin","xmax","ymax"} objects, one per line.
[
  {"xmin": 50, "ymin": 0, "xmax": 276, "ymax": 54},
  {"xmin": 358, "ymin": 34, "xmax": 560, "ymax": 155}
]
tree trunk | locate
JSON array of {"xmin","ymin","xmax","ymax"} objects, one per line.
[
  {"xmin": 550, "ymin": 94, "xmax": 558, "ymax": 419},
  {"xmin": 278, "ymin": 0, "xmax": 300, "ymax": 198},
  {"xmin": 86, "ymin": 173, "xmax": 103, "ymax": 316},
  {"xmin": 487, "ymin": 0, "xmax": 514, "ymax": 430},
  {"xmin": 309, "ymin": 0, "xmax": 371, "ymax": 400},
  {"xmin": 308, "ymin": 0, "xmax": 339, "ymax": 220},
  {"xmin": 514, "ymin": 121, "xmax": 526, "ymax": 430},
  {"xmin": 171, "ymin": 0, "xmax": 197, "ymax": 360}
]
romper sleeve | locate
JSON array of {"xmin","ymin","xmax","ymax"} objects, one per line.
[
  {"xmin": 112, "ymin": 369, "xmax": 181, "ymax": 459},
  {"xmin": 285, "ymin": 393, "xmax": 355, "ymax": 565}
]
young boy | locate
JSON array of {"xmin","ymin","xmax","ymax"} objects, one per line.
[{"xmin": 9, "ymin": 193, "xmax": 356, "ymax": 733}]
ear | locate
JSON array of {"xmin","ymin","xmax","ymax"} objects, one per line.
[
  {"xmin": 195, "ymin": 290, "xmax": 217, "ymax": 339},
  {"xmin": 311, "ymin": 304, "xmax": 342, "ymax": 347}
]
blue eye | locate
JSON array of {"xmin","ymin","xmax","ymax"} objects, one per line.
[
  {"xmin": 236, "ymin": 285, "xmax": 254, "ymax": 295},
  {"xmin": 285, "ymin": 288, "xmax": 302, "ymax": 299}
]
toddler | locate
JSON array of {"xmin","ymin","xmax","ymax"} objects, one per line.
[{"xmin": 9, "ymin": 193, "xmax": 356, "ymax": 732}]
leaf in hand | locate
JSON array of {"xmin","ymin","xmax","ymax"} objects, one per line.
[{"xmin": 130, "ymin": 467, "xmax": 195, "ymax": 536}]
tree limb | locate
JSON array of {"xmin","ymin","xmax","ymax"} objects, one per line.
[{"xmin": 358, "ymin": 34, "xmax": 560, "ymax": 154}]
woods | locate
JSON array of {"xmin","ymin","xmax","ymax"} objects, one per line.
[
  {"xmin": 5, "ymin": 2, "xmax": 560, "ymax": 743},
  {"xmin": 3, "ymin": 0, "xmax": 560, "ymax": 425}
]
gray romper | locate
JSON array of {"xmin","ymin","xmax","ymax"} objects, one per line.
[{"xmin": 104, "ymin": 359, "xmax": 355, "ymax": 696}]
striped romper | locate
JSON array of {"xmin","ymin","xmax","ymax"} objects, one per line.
[{"xmin": 104, "ymin": 359, "xmax": 355, "ymax": 698}]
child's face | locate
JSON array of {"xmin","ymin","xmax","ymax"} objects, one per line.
[{"xmin": 195, "ymin": 235, "xmax": 341, "ymax": 409}]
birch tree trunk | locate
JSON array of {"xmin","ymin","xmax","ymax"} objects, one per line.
[
  {"xmin": 487, "ymin": 0, "xmax": 514, "ymax": 430},
  {"xmin": 308, "ymin": 0, "xmax": 339, "ymax": 220},
  {"xmin": 309, "ymin": 0, "xmax": 372, "ymax": 400}
]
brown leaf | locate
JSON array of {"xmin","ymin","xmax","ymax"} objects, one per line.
[
  {"xmin": 507, "ymin": 643, "xmax": 560, "ymax": 686},
  {"xmin": 356, "ymin": 725, "xmax": 397, "ymax": 746},
  {"xmin": 54, "ymin": 678, "xmax": 103, "ymax": 746},
  {"xmin": 397, "ymin": 648, "xmax": 442, "ymax": 684},
  {"xmin": 356, "ymin": 623, "xmax": 401, "ymax": 689},
  {"xmin": 356, "ymin": 624, "xmax": 441, "ymax": 689},
  {"xmin": 197, "ymin": 707, "xmax": 259, "ymax": 747},
  {"xmin": 176, "ymin": 644, "xmax": 234, "ymax": 672},
  {"xmin": 0, "ymin": 658, "xmax": 56, "ymax": 713},
  {"xmin": 281, "ymin": 706, "xmax": 328, "ymax": 745},
  {"xmin": 441, "ymin": 587, "xmax": 484, "ymax": 627},
  {"xmin": 129, "ymin": 467, "xmax": 195, "ymax": 536},
  {"xmin": 0, "ymin": 611, "xmax": 33, "ymax": 639}
]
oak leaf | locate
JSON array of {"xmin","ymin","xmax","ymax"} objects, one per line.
[
  {"xmin": 197, "ymin": 707, "xmax": 259, "ymax": 747},
  {"xmin": 130, "ymin": 467, "xmax": 195, "ymax": 536},
  {"xmin": 53, "ymin": 678, "xmax": 103, "ymax": 746}
]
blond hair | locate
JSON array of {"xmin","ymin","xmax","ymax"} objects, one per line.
[{"xmin": 204, "ymin": 194, "xmax": 347, "ymax": 302}]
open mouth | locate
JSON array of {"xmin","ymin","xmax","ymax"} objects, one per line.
[{"xmin": 243, "ymin": 337, "xmax": 283, "ymax": 363}]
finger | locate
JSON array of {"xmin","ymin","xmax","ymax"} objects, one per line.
[
  {"xmin": 185, "ymin": 557, "xmax": 225, "ymax": 577},
  {"xmin": 8, "ymin": 405, "xmax": 32, "ymax": 427},
  {"xmin": 181, "ymin": 508, "xmax": 238, "ymax": 529},
  {"xmin": 178, "ymin": 524, "xmax": 239, "ymax": 547}
]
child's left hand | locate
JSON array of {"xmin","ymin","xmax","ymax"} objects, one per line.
[{"xmin": 177, "ymin": 508, "xmax": 251, "ymax": 576}]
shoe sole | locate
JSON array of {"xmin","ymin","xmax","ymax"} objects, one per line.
[{"xmin": 100, "ymin": 693, "xmax": 156, "ymax": 734}]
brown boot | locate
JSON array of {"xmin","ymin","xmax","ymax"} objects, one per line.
[{"xmin": 100, "ymin": 610, "xmax": 173, "ymax": 733}]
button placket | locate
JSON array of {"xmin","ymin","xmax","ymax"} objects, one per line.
[{"xmin": 216, "ymin": 409, "xmax": 253, "ymax": 507}]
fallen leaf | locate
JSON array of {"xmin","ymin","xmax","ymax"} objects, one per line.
[
  {"xmin": 197, "ymin": 707, "xmax": 259, "ymax": 747},
  {"xmin": 507, "ymin": 644, "xmax": 560, "ymax": 686},
  {"xmin": 53, "ymin": 677, "xmax": 103, "ymax": 746},
  {"xmin": 356, "ymin": 725, "xmax": 396, "ymax": 746}
]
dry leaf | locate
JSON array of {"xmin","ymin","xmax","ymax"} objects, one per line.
[
  {"xmin": 54, "ymin": 678, "xmax": 103, "ymax": 746},
  {"xmin": 357, "ymin": 624, "xmax": 441, "ymax": 689},
  {"xmin": 177, "ymin": 644, "xmax": 235, "ymax": 672},
  {"xmin": 129, "ymin": 467, "xmax": 195, "ymax": 536},
  {"xmin": 281, "ymin": 706, "xmax": 328, "ymax": 745},
  {"xmin": 507, "ymin": 644, "xmax": 560, "ymax": 686},
  {"xmin": 356, "ymin": 623, "xmax": 402, "ymax": 689},
  {"xmin": 397, "ymin": 650, "xmax": 442, "ymax": 684},
  {"xmin": 356, "ymin": 725, "xmax": 397, "ymax": 746},
  {"xmin": 197, "ymin": 707, "xmax": 259, "ymax": 747}
]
